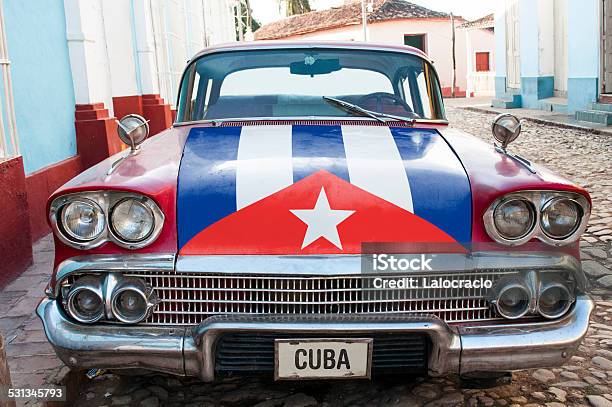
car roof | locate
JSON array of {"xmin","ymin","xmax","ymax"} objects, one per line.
[{"xmin": 189, "ymin": 40, "xmax": 430, "ymax": 62}]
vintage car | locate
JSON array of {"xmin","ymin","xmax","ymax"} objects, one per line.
[{"xmin": 37, "ymin": 42, "xmax": 593, "ymax": 382}]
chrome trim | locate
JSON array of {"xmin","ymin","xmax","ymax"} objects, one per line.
[
  {"xmin": 52, "ymin": 252, "xmax": 587, "ymax": 290},
  {"xmin": 188, "ymin": 42, "xmax": 432, "ymax": 66},
  {"xmin": 173, "ymin": 117, "xmax": 450, "ymax": 128},
  {"xmin": 37, "ymin": 299, "xmax": 188, "ymax": 376},
  {"xmin": 103, "ymin": 273, "xmax": 121, "ymax": 320},
  {"xmin": 483, "ymin": 191, "xmax": 591, "ymax": 247},
  {"xmin": 191, "ymin": 314, "xmax": 460, "ymax": 380},
  {"xmin": 37, "ymin": 295, "xmax": 595, "ymax": 380},
  {"xmin": 177, "ymin": 251, "xmax": 586, "ymax": 279},
  {"xmin": 494, "ymin": 146, "xmax": 537, "ymax": 174},
  {"xmin": 177, "ymin": 254, "xmax": 363, "ymax": 275},
  {"xmin": 51, "ymin": 253, "xmax": 175, "ymax": 298},
  {"xmin": 107, "ymin": 149, "xmax": 139, "ymax": 176},
  {"xmin": 459, "ymin": 295, "xmax": 594, "ymax": 374},
  {"xmin": 50, "ymin": 191, "xmax": 165, "ymax": 251}
]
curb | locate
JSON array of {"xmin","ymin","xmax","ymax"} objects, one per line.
[{"xmin": 460, "ymin": 106, "xmax": 612, "ymax": 136}]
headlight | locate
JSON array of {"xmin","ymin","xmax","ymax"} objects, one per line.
[
  {"xmin": 61, "ymin": 199, "xmax": 105, "ymax": 241},
  {"xmin": 66, "ymin": 276, "xmax": 104, "ymax": 323},
  {"xmin": 493, "ymin": 199, "xmax": 535, "ymax": 240},
  {"xmin": 110, "ymin": 198, "xmax": 155, "ymax": 242},
  {"xmin": 541, "ymin": 198, "xmax": 582, "ymax": 240},
  {"xmin": 50, "ymin": 192, "xmax": 165, "ymax": 249}
]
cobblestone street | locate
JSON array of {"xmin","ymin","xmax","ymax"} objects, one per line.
[{"xmin": 1, "ymin": 106, "xmax": 611, "ymax": 406}]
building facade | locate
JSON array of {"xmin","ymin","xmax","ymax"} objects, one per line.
[
  {"xmin": 458, "ymin": 14, "xmax": 496, "ymax": 97},
  {"xmin": 494, "ymin": 0, "xmax": 607, "ymax": 121},
  {"xmin": 255, "ymin": 0, "xmax": 496, "ymax": 98},
  {"xmin": 0, "ymin": 0, "xmax": 240, "ymax": 286}
]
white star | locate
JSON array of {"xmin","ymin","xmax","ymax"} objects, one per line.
[{"xmin": 290, "ymin": 187, "xmax": 355, "ymax": 250}]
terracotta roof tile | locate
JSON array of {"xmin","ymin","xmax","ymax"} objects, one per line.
[
  {"xmin": 457, "ymin": 13, "xmax": 494, "ymax": 29},
  {"xmin": 255, "ymin": 0, "xmax": 450, "ymax": 40}
]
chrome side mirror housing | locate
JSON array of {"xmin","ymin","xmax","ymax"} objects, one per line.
[
  {"xmin": 492, "ymin": 113, "xmax": 522, "ymax": 150},
  {"xmin": 117, "ymin": 114, "xmax": 150, "ymax": 152}
]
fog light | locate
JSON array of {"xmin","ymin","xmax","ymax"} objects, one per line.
[
  {"xmin": 538, "ymin": 283, "xmax": 573, "ymax": 319},
  {"xmin": 489, "ymin": 277, "xmax": 532, "ymax": 320},
  {"xmin": 110, "ymin": 278, "xmax": 155, "ymax": 324},
  {"xmin": 66, "ymin": 276, "xmax": 104, "ymax": 323}
]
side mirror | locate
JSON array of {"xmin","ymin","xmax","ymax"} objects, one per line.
[
  {"xmin": 117, "ymin": 114, "xmax": 150, "ymax": 152},
  {"xmin": 492, "ymin": 113, "xmax": 522, "ymax": 151}
]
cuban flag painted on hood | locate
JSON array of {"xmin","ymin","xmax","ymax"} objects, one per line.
[{"xmin": 177, "ymin": 125, "xmax": 472, "ymax": 255}]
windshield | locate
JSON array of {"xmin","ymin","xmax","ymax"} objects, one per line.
[{"xmin": 176, "ymin": 48, "xmax": 446, "ymax": 122}]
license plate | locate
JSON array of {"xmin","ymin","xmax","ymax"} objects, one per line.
[{"xmin": 274, "ymin": 338, "xmax": 372, "ymax": 380}]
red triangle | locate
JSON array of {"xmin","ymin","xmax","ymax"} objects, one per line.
[{"xmin": 181, "ymin": 170, "xmax": 458, "ymax": 255}]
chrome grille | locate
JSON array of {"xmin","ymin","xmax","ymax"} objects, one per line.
[
  {"xmin": 62, "ymin": 271, "xmax": 514, "ymax": 325},
  {"xmin": 130, "ymin": 271, "xmax": 513, "ymax": 325}
]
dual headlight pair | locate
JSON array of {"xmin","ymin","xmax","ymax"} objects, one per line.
[
  {"xmin": 484, "ymin": 191, "xmax": 590, "ymax": 246},
  {"xmin": 64, "ymin": 274, "xmax": 157, "ymax": 324},
  {"xmin": 50, "ymin": 192, "xmax": 164, "ymax": 250},
  {"xmin": 490, "ymin": 273, "xmax": 574, "ymax": 320}
]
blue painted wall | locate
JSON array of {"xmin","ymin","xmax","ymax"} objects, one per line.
[
  {"xmin": 2, "ymin": 1, "xmax": 76, "ymax": 174},
  {"xmin": 567, "ymin": 0, "xmax": 600, "ymax": 113},
  {"xmin": 496, "ymin": 0, "xmax": 600, "ymax": 113},
  {"xmin": 518, "ymin": 0, "xmax": 539, "ymax": 78}
]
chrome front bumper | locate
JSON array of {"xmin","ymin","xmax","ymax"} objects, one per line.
[{"xmin": 37, "ymin": 295, "xmax": 594, "ymax": 381}]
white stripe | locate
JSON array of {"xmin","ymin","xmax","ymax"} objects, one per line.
[
  {"xmin": 342, "ymin": 126, "xmax": 414, "ymax": 212},
  {"xmin": 236, "ymin": 125, "xmax": 293, "ymax": 209}
]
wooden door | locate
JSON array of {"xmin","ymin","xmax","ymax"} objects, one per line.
[{"xmin": 505, "ymin": 0, "xmax": 521, "ymax": 89}]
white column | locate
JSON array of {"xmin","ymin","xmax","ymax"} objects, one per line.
[
  {"xmin": 64, "ymin": 0, "xmax": 114, "ymax": 114},
  {"xmin": 132, "ymin": 0, "xmax": 159, "ymax": 95},
  {"xmin": 494, "ymin": 1, "xmax": 507, "ymax": 78},
  {"xmin": 465, "ymin": 30, "xmax": 473, "ymax": 99},
  {"xmin": 538, "ymin": 0, "xmax": 554, "ymax": 78},
  {"xmin": 102, "ymin": 0, "xmax": 139, "ymax": 97}
]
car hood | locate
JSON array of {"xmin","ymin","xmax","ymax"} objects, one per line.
[{"xmin": 177, "ymin": 124, "xmax": 471, "ymax": 255}]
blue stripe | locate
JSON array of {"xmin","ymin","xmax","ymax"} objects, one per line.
[
  {"xmin": 177, "ymin": 126, "xmax": 242, "ymax": 248},
  {"xmin": 292, "ymin": 125, "xmax": 350, "ymax": 182},
  {"xmin": 390, "ymin": 128, "xmax": 472, "ymax": 243}
]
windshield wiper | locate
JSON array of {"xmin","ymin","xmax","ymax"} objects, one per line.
[{"xmin": 322, "ymin": 96, "xmax": 415, "ymax": 125}]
